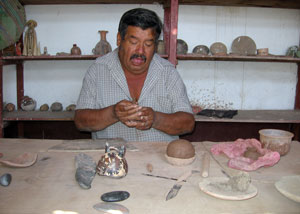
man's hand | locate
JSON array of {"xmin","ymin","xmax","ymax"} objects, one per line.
[
  {"xmin": 135, "ymin": 107, "xmax": 156, "ymax": 130},
  {"xmin": 114, "ymin": 100, "xmax": 142, "ymax": 127}
]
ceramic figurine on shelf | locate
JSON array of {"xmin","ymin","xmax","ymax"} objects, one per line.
[{"xmin": 23, "ymin": 20, "xmax": 41, "ymax": 56}]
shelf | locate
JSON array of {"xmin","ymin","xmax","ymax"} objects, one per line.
[
  {"xmin": 3, "ymin": 111, "xmax": 74, "ymax": 121},
  {"xmin": 195, "ymin": 110, "xmax": 300, "ymax": 123},
  {"xmin": 177, "ymin": 54, "xmax": 300, "ymax": 63},
  {"xmin": 3, "ymin": 110, "xmax": 300, "ymax": 123},
  {"xmin": 1, "ymin": 54, "xmax": 169, "ymax": 63},
  {"xmin": 18, "ymin": 0, "xmax": 300, "ymax": 9},
  {"xmin": 2, "ymin": 54, "xmax": 298, "ymax": 64}
]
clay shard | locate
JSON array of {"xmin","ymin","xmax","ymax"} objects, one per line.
[
  {"xmin": 75, "ymin": 153, "xmax": 96, "ymax": 189},
  {"xmin": 0, "ymin": 152, "xmax": 38, "ymax": 168},
  {"xmin": 101, "ymin": 191, "xmax": 130, "ymax": 202},
  {"xmin": 93, "ymin": 202, "xmax": 129, "ymax": 214}
]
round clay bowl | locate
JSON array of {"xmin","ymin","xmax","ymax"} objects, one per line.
[
  {"xmin": 165, "ymin": 154, "xmax": 195, "ymax": 166},
  {"xmin": 177, "ymin": 39, "xmax": 188, "ymax": 54},
  {"xmin": 210, "ymin": 42, "xmax": 227, "ymax": 55},
  {"xmin": 231, "ymin": 36, "xmax": 256, "ymax": 56},
  {"xmin": 192, "ymin": 45, "xmax": 209, "ymax": 55},
  {"xmin": 259, "ymin": 129, "xmax": 294, "ymax": 156}
]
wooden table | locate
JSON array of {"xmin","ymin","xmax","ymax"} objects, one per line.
[{"xmin": 0, "ymin": 139, "xmax": 299, "ymax": 214}]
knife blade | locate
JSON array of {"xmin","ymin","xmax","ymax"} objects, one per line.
[{"xmin": 166, "ymin": 170, "xmax": 192, "ymax": 201}]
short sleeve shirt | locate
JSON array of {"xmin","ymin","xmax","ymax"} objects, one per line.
[{"xmin": 76, "ymin": 49, "xmax": 193, "ymax": 142}]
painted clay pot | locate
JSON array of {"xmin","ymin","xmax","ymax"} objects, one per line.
[
  {"xmin": 93, "ymin": 30, "xmax": 112, "ymax": 55},
  {"xmin": 177, "ymin": 39, "xmax": 188, "ymax": 54},
  {"xmin": 97, "ymin": 143, "xmax": 128, "ymax": 179},
  {"xmin": 70, "ymin": 44, "xmax": 81, "ymax": 55},
  {"xmin": 192, "ymin": 45, "xmax": 209, "ymax": 55},
  {"xmin": 21, "ymin": 96, "xmax": 36, "ymax": 111}
]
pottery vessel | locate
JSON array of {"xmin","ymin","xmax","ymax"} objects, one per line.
[
  {"xmin": 5, "ymin": 103, "xmax": 15, "ymax": 112},
  {"xmin": 177, "ymin": 39, "xmax": 188, "ymax": 54},
  {"xmin": 210, "ymin": 42, "xmax": 227, "ymax": 55},
  {"xmin": 21, "ymin": 96, "xmax": 36, "ymax": 111},
  {"xmin": 192, "ymin": 45, "xmax": 209, "ymax": 55},
  {"xmin": 50, "ymin": 102, "xmax": 63, "ymax": 112},
  {"xmin": 66, "ymin": 104, "xmax": 76, "ymax": 111},
  {"xmin": 156, "ymin": 40, "xmax": 166, "ymax": 55},
  {"xmin": 97, "ymin": 143, "xmax": 128, "ymax": 178},
  {"xmin": 93, "ymin": 30, "xmax": 112, "ymax": 55},
  {"xmin": 70, "ymin": 44, "xmax": 81, "ymax": 55},
  {"xmin": 39, "ymin": 104, "xmax": 49, "ymax": 111}
]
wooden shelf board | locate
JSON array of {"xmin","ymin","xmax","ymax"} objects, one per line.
[
  {"xmin": 1, "ymin": 54, "xmax": 169, "ymax": 62},
  {"xmin": 18, "ymin": 0, "xmax": 300, "ymax": 9},
  {"xmin": 3, "ymin": 111, "xmax": 74, "ymax": 121},
  {"xmin": 3, "ymin": 110, "xmax": 300, "ymax": 123},
  {"xmin": 195, "ymin": 110, "xmax": 300, "ymax": 123},
  {"xmin": 2, "ymin": 54, "xmax": 298, "ymax": 63},
  {"xmin": 177, "ymin": 54, "xmax": 300, "ymax": 63}
]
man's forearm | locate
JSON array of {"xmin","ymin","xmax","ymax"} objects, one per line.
[
  {"xmin": 74, "ymin": 106, "xmax": 118, "ymax": 132},
  {"xmin": 152, "ymin": 111, "xmax": 195, "ymax": 135}
]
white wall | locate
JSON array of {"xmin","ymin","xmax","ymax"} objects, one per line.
[{"xmin": 3, "ymin": 4, "xmax": 300, "ymax": 110}]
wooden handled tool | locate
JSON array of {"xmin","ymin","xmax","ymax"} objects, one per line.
[{"xmin": 201, "ymin": 152, "xmax": 210, "ymax": 178}]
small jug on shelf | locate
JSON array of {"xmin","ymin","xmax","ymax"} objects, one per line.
[
  {"xmin": 92, "ymin": 30, "xmax": 112, "ymax": 56},
  {"xmin": 71, "ymin": 44, "xmax": 82, "ymax": 55}
]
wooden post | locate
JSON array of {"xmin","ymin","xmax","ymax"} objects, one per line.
[
  {"xmin": 295, "ymin": 63, "xmax": 300, "ymax": 109},
  {"xmin": 16, "ymin": 62, "xmax": 24, "ymax": 137},
  {"xmin": 0, "ymin": 58, "xmax": 3, "ymax": 137},
  {"xmin": 16, "ymin": 62, "xmax": 24, "ymax": 109},
  {"xmin": 164, "ymin": 0, "xmax": 178, "ymax": 66}
]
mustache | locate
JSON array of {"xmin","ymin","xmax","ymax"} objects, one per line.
[{"xmin": 130, "ymin": 54, "xmax": 146, "ymax": 62}]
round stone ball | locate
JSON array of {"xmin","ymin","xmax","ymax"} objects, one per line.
[{"xmin": 166, "ymin": 139, "xmax": 195, "ymax": 159}]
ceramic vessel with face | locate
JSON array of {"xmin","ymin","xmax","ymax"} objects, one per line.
[{"xmin": 97, "ymin": 143, "xmax": 128, "ymax": 178}]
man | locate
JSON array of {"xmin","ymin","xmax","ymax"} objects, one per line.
[{"xmin": 74, "ymin": 8, "xmax": 194, "ymax": 142}]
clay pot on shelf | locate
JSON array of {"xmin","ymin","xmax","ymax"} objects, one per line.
[
  {"xmin": 70, "ymin": 44, "xmax": 82, "ymax": 55},
  {"xmin": 20, "ymin": 96, "xmax": 36, "ymax": 111},
  {"xmin": 156, "ymin": 40, "xmax": 166, "ymax": 55},
  {"xmin": 210, "ymin": 42, "xmax": 227, "ymax": 56},
  {"xmin": 92, "ymin": 30, "xmax": 112, "ymax": 55},
  {"xmin": 177, "ymin": 39, "xmax": 188, "ymax": 55}
]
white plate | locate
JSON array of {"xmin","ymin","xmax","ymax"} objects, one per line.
[
  {"xmin": 199, "ymin": 177, "xmax": 258, "ymax": 200},
  {"xmin": 275, "ymin": 175, "xmax": 300, "ymax": 203}
]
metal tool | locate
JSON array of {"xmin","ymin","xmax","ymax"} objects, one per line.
[{"xmin": 166, "ymin": 170, "xmax": 192, "ymax": 201}]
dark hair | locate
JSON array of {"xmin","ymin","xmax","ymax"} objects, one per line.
[{"xmin": 118, "ymin": 8, "xmax": 162, "ymax": 43}]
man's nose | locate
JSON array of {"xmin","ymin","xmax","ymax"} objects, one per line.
[{"xmin": 136, "ymin": 43, "xmax": 145, "ymax": 54}]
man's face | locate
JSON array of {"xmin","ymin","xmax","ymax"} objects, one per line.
[{"xmin": 118, "ymin": 26, "xmax": 156, "ymax": 75}]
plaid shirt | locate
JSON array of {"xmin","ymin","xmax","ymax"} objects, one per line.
[{"xmin": 76, "ymin": 49, "xmax": 193, "ymax": 142}]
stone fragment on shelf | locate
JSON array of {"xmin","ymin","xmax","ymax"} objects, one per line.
[
  {"xmin": 66, "ymin": 104, "xmax": 76, "ymax": 111},
  {"xmin": 39, "ymin": 104, "xmax": 49, "ymax": 111},
  {"xmin": 50, "ymin": 102, "xmax": 63, "ymax": 112},
  {"xmin": 4, "ymin": 103, "xmax": 15, "ymax": 112}
]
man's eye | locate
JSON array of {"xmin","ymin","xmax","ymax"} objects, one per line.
[
  {"xmin": 129, "ymin": 40, "xmax": 138, "ymax": 45},
  {"xmin": 145, "ymin": 41, "xmax": 154, "ymax": 47}
]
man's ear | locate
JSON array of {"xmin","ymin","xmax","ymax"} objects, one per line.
[{"xmin": 117, "ymin": 32, "xmax": 121, "ymax": 47}]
